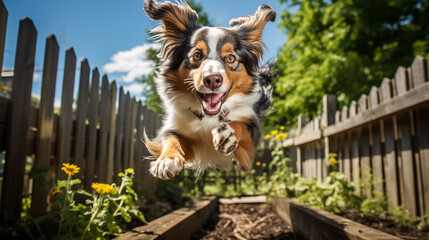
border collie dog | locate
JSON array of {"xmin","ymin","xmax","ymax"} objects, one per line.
[{"xmin": 143, "ymin": 0, "xmax": 275, "ymax": 179}]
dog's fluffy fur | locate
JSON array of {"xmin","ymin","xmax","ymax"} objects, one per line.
[{"xmin": 143, "ymin": 0, "xmax": 275, "ymax": 179}]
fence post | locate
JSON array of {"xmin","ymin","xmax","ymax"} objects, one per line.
[
  {"xmin": 30, "ymin": 35, "xmax": 59, "ymax": 217},
  {"xmin": 122, "ymin": 94, "xmax": 131, "ymax": 170},
  {"xmin": 0, "ymin": 0, "xmax": 7, "ymax": 75},
  {"xmin": 56, "ymin": 48, "xmax": 76, "ymax": 178},
  {"xmin": 1, "ymin": 17, "xmax": 37, "ymax": 221}
]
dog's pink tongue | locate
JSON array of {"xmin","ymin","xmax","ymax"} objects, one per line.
[{"xmin": 206, "ymin": 93, "xmax": 222, "ymax": 109}]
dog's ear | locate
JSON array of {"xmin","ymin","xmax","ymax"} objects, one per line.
[
  {"xmin": 144, "ymin": 0, "xmax": 198, "ymax": 43},
  {"xmin": 229, "ymin": 4, "xmax": 276, "ymax": 59}
]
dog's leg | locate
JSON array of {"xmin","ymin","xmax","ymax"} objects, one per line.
[
  {"xmin": 212, "ymin": 122, "xmax": 255, "ymax": 172},
  {"xmin": 149, "ymin": 135, "xmax": 187, "ymax": 179}
]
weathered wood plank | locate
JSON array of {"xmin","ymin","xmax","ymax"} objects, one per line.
[
  {"xmin": 360, "ymin": 126, "xmax": 371, "ymax": 196},
  {"xmin": 0, "ymin": 0, "xmax": 8, "ymax": 74},
  {"xmin": 56, "ymin": 48, "xmax": 76, "ymax": 178},
  {"xmin": 359, "ymin": 94, "xmax": 368, "ymax": 113},
  {"xmin": 114, "ymin": 88, "xmax": 125, "ymax": 183},
  {"xmin": 341, "ymin": 106, "xmax": 348, "ymax": 121},
  {"xmin": 84, "ymin": 68, "xmax": 99, "ymax": 191},
  {"xmin": 351, "ymin": 130, "xmax": 360, "ymax": 195},
  {"xmin": 411, "ymin": 55, "xmax": 428, "ymax": 87},
  {"xmin": 97, "ymin": 75, "xmax": 110, "ymax": 183},
  {"xmin": 395, "ymin": 67, "xmax": 409, "ymax": 96},
  {"xmin": 324, "ymin": 81, "xmax": 429, "ymax": 137},
  {"xmin": 1, "ymin": 18, "xmax": 37, "ymax": 220},
  {"xmin": 122, "ymin": 94, "xmax": 131, "ymax": 170},
  {"xmin": 31, "ymin": 34, "xmax": 59, "ymax": 217},
  {"xmin": 134, "ymin": 101, "xmax": 144, "ymax": 180},
  {"xmin": 349, "ymin": 101, "xmax": 357, "ymax": 117},
  {"xmin": 106, "ymin": 81, "xmax": 117, "ymax": 184},
  {"xmin": 380, "ymin": 78, "xmax": 393, "ymax": 101},
  {"xmin": 371, "ymin": 122, "xmax": 384, "ymax": 194},
  {"xmin": 335, "ymin": 111, "xmax": 341, "ymax": 124},
  {"xmin": 369, "ymin": 86, "xmax": 380, "ymax": 108},
  {"xmin": 70, "ymin": 58, "xmax": 90, "ymax": 180},
  {"xmin": 343, "ymin": 132, "xmax": 351, "ymax": 181},
  {"xmin": 383, "ymin": 118, "xmax": 399, "ymax": 208},
  {"xmin": 415, "ymin": 106, "xmax": 429, "ymax": 215},
  {"xmin": 128, "ymin": 98, "xmax": 138, "ymax": 169},
  {"xmin": 397, "ymin": 113, "xmax": 418, "ymax": 217}
]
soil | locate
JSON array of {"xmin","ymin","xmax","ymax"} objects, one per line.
[
  {"xmin": 193, "ymin": 203, "xmax": 295, "ymax": 240},
  {"xmin": 341, "ymin": 209, "xmax": 429, "ymax": 240}
]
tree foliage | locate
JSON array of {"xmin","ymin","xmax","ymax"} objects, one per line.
[
  {"xmin": 137, "ymin": 0, "xmax": 212, "ymax": 114},
  {"xmin": 266, "ymin": 0, "xmax": 429, "ymax": 129}
]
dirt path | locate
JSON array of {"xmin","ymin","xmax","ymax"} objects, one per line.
[{"xmin": 192, "ymin": 203, "xmax": 295, "ymax": 240}]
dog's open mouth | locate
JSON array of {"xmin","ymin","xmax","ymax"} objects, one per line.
[{"xmin": 196, "ymin": 90, "xmax": 230, "ymax": 116}]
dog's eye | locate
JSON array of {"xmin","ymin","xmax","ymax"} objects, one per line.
[
  {"xmin": 226, "ymin": 54, "xmax": 236, "ymax": 63},
  {"xmin": 193, "ymin": 52, "xmax": 202, "ymax": 61}
]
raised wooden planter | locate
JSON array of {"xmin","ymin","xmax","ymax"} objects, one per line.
[
  {"xmin": 274, "ymin": 196, "xmax": 401, "ymax": 240},
  {"xmin": 115, "ymin": 196, "xmax": 217, "ymax": 240}
]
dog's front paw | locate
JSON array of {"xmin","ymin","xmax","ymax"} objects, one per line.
[
  {"xmin": 211, "ymin": 123, "xmax": 238, "ymax": 154},
  {"xmin": 149, "ymin": 157, "xmax": 183, "ymax": 179}
]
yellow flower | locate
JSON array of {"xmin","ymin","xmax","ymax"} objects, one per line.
[
  {"xmin": 256, "ymin": 162, "xmax": 261, "ymax": 166},
  {"xmin": 279, "ymin": 126, "xmax": 285, "ymax": 130},
  {"xmin": 52, "ymin": 189, "xmax": 63, "ymax": 197},
  {"xmin": 275, "ymin": 133, "xmax": 288, "ymax": 140},
  {"xmin": 61, "ymin": 163, "xmax": 80, "ymax": 176},
  {"xmin": 264, "ymin": 134, "xmax": 271, "ymax": 139},
  {"xmin": 271, "ymin": 130, "xmax": 278, "ymax": 135},
  {"xmin": 125, "ymin": 168, "xmax": 134, "ymax": 175},
  {"xmin": 329, "ymin": 157, "xmax": 337, "ymax": 165},
  {"xmin": 262, "ymin": 163, "xmax": 267, "ymax": 167},
  {"xmin": 92, "ymin": 183, "xmax": 114, "ymax": 195}
]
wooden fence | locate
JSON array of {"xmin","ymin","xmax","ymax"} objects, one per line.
[
  {"xmin": 284, "ymin": 53, "xmax": 429, "ymax": 218},
  {"xmin": 0, "ymin": 1, "xmax": 160, "ymax": 221}
]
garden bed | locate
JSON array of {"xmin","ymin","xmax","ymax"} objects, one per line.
[
  {"xmin": 193, "ymin": 196, "xmax": 294, "ymax": 239},
  {"xmin": 340, "ymin": 209, "xmax": 429, "ymax": 240},
  {"xmin": 274, "ymin": 196, "xmax": 402, "ymax": 240}
]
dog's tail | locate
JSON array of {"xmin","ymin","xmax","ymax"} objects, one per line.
[
  {"xmin": 257, "ymin": 58, "xmax": 277, "ymax": 86},
  {"xmin": 143, "ymin": 129, "xmax": 163, "ymax": 160}
]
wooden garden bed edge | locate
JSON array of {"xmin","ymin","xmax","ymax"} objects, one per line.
[
  {"xmin": 274, "ymin": 196, "xmax": 401, "ymax": 240},
  {"xmin": 114, "ymin": 196, "xmax": 218, "ymax": 240}
]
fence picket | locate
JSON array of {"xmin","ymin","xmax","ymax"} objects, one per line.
[
  {"xmin": 70, "ymin": 59, "xmax": 90, "ymax": 180},
  {"xmin": 84, "ymin": 68, "xmax": 99, "ymax": 190},
  {"xmin": 0, "ymin": 0, "xmax": 7, "ymax": 74},
  {"xmin": 97, "ymin": 75, "xmax": 110, "ymax": 183},
  {"xmin": 114, "ymin": 88, "xmax": 125, "ymax": 183},
  {"xmin": 106, "ymin": 81, "xmax": 117, "ymax": 184},
  {"xmin": 31, "ymin": 34, "xmax": 59, "ymax": 217},
  {"xmin": 1, "ymin": 17, "xmax": 37, "ymax": 220},
  {"xmin": 122, "ymin": 94, "xmax": 131, "ymax": 170},
  {"xmin": 129, "ymin": 98, "xmax": 138, "ymax": 169}
]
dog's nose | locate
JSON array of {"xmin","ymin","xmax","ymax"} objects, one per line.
[{"xmin": 203, "ymin": 74, "xmax": 223, "ymax": 90}]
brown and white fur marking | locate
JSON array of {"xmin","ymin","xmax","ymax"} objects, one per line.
[{"xmin": 143, "ymin": 0, "xmax": 275, "ymax": 179}]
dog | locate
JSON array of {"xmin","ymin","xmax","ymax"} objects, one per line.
[{"xmin": 143, "ymin": 0, "xmax": 275, "ymax": 179}]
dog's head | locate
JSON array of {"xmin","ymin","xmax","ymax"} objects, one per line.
[{"xmin": 144, "ymin": 0, "xmax": 275, "ymax": 116}]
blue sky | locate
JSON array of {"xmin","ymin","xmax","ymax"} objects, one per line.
[{"xmin": 2, "ymin": 0, "xmax": 287, "ymax": 104}]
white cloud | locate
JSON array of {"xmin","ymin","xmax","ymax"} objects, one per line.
[
  {"xmin": 33, "ymin": 72, "xmax": 41, "ymax": 82},
  {"xmin": 123, "ymin": 83, "xmax": 145, "ymax": 95},
  {"xmin": 103, "ymin": 43, "xmax": 161, "ymax": 83},
  {"xmin": 54, "ymin": 98, "xmax": 61, "ymax": 109}
]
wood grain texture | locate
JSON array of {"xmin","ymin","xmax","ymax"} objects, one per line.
[
  {"xmin": 84, "ymin": 68, "xmax": 99, "ymax": 191},
  {"xmin": 56, "ymin": 47, "xmax": 76, "ymax": 179},
  {"xmin": 31, "ymin": 35, "xmax": 59, "ymax": 217},
  {"xmin": 1, "ymin": 18, "xmax": 37, "ymax": 219}
]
